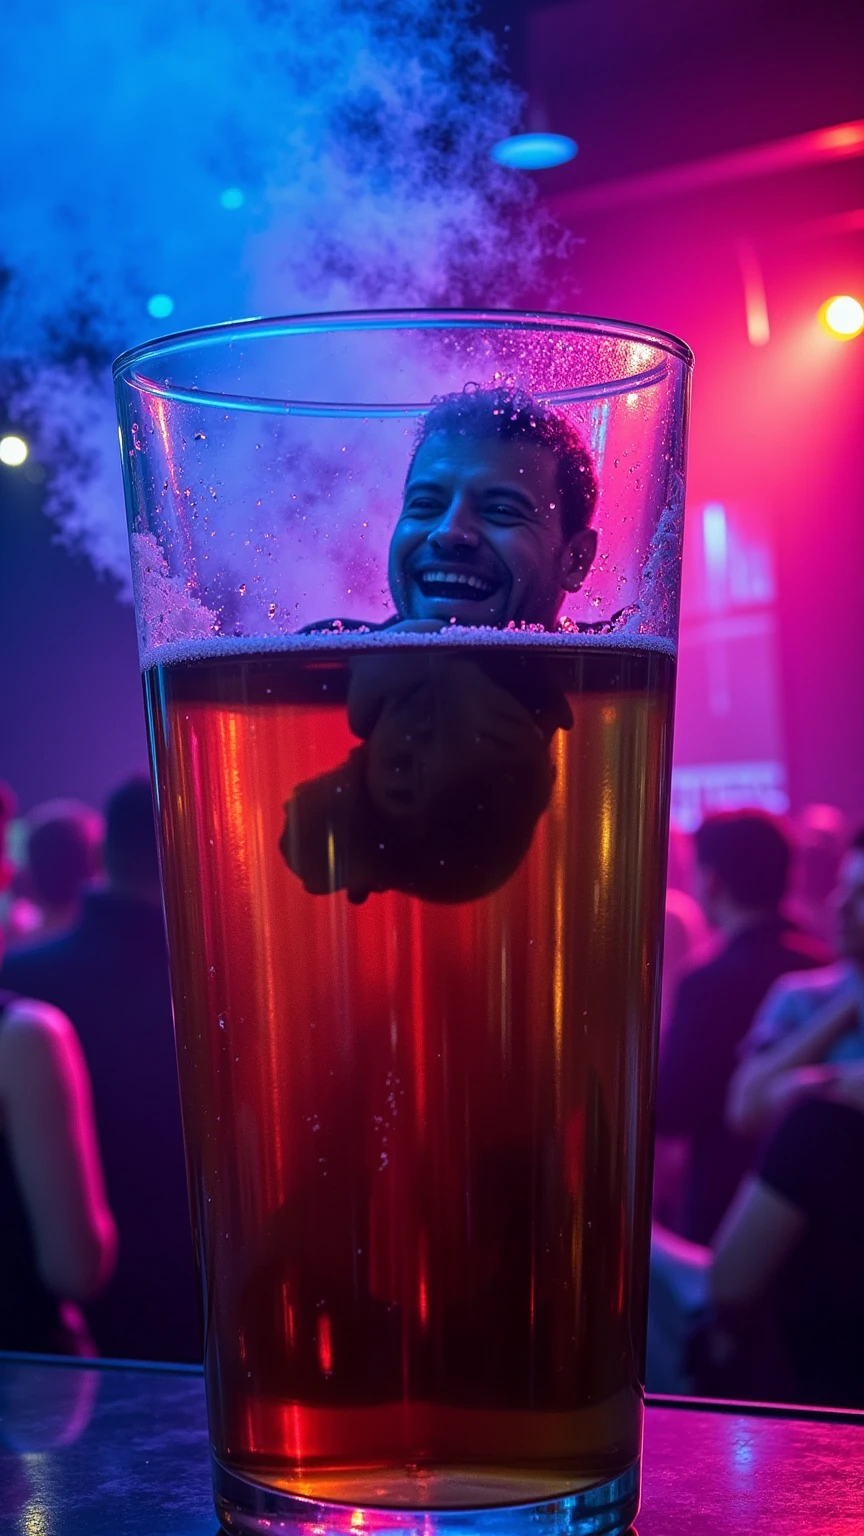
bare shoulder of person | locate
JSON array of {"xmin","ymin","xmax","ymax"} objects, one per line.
[{"xmin": 0, "ymin": 998, "xmax": 75, "ymax": 1080}]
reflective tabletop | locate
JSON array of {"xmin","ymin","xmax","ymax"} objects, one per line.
[{"xmin": 1, "ymin": 1353, "xmax": 862, "ymax": 1535}]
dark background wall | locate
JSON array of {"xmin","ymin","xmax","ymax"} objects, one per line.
[{"xmin": 0, "ymin": 472, "xmax": 146, "ymax": 811}]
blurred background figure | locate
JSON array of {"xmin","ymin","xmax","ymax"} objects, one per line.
[
  {"xmin": 654, "ymin": 810, "xmax": 830, "ymax": 1244},
  {"xmin": 650, "ymin": 1072, "xmax": 864, "ymax": 1408},
  {"xmin": 653, "ymin": 826, "xmax": 710, "ymax": 1227},
  {"xmin": 661, "ymin": 826, "xmax": 710, "ymax": 1042},
  {"xmin": 727, "ymin": 826, "xmax": 864, "ymax": 1139},
  {"xmin": 0, "ymin": 783, "xmax": 115, "ymax": 1354},
  {"xmin": 0, "ymin": 775, "xmax": 200, "ymax": 1363},
  {"xmin": 789, "ymin": 803, "xmax": 849, "ymax": 949},
  {"xmin": 5, "ymin": 798, "xmax": 103, "ymax": 953}
]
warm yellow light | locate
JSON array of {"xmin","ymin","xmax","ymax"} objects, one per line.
[
  {"xmin": 820, "ymin": 294, "xmax": 864, "ymax": 339},
  {"xmin": 0, "ymin": 434, "xmax": 29, "ymax": 466}
]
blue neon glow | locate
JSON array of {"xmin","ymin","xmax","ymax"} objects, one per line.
[
  {"xmin": 1, "ymin": 0, "xmax": 556, "ymax": 591},
  {"xmin": 702, "ymin": 502, "xmax": 729, "ymax": 575},
  {"xmin": 491, "ymin": 133, "xmax": 578, "ymax": 170},
  {"xmin": 146, "ymin": 293, "xmax": 175, "ymax": 320}
]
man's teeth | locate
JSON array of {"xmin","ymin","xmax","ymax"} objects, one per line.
[{"xmin": 418, "ymin": 571, "xmax": 494, "ymax": 595}]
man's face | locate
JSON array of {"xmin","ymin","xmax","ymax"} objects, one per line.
[
  {"xmin": 835, "ymin": 850, "xmax": 864, "ymax": 963},
  {"xmin": 388, "ymin": 433, "xmax": 596, "ymax": 630}
]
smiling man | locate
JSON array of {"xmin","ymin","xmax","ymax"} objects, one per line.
[
  {"xmin": 301, "ymin": 387, "xmax": 599, "ymax": 636},
  {"xmin": 388, "ymin": 387, "xmax": 598, "ymax": 630}
]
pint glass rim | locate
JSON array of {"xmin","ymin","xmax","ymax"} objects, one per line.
[{"xmin": 113, "ymin": 307, "xmax": 693, "ymax": 419}]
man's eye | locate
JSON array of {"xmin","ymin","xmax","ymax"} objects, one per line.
[
  {"xmin": 484, "ymin": 504, "xmax": 526, "ymax": 523},
  {"xmin": 403, "ymin": 497, "xmax": 441, "ymax": 516}
]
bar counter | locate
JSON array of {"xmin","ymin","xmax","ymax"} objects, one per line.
[{"xmin": 1, "ymin": 1352, "xmax": 862, "ymax": 1533}]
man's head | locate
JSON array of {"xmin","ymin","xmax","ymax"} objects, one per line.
[
  {"xmin": 389, "ymin": 387, "xmax": 598, "ymax": 630},
  {"xmin": 104, "ymin": 775, "xmax": 161, "ymax": 905},
  {"xmin": 693, "ymin": 810, "xmax": 792, "ymax": 931},
  {"xmin": 25, "ymin": 799, "xmax": 103, "ymax": 912},
  {"xmin": 836, "ymin": 828, "xmax": 864, "ymax": 965}
]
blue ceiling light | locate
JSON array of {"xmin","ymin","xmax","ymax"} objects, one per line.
[
  {"xmin": 491, "ymin": 133, "xmax": 578, "ymax": 170},
  {"xmin": 220, "ymin": 187, "xmax": 245, "ymax": 210},
  {"xmin": 146, "ymin": 293, "xmax": 175, "ymax": 320}
]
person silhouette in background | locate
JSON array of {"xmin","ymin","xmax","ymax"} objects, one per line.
[
  {"xmin": 727, "ymin": 826, "xmax": 864, "ymax": 1140},
  {"xmin": 5, "ymin": 799, "xmax": 103, "ymax": 953},
  {"xmin": 653, "ymin": 827, "xmax": 710, "ymax": 1228},
  {"xmin": 655, "ymin": 811, "xmax": 830, "ymax": 1245},
  {"xmin": 0, "ymin": 783, "xmax": 115, "ymax": 1354},
  {"xmin": 650, "ymin": 1070, "xmax": 864, "ymax": 1408},
  {"xmin": 789, "ymin": 803, "xmax": 848, "ymax": 950},
  {"xmin": 661, "ymin": 826, "xmax": 710, "ymax": 1043},
  {"xmin": 1, "ymin": 776, "xmax": 200, "ymax": 1362}
]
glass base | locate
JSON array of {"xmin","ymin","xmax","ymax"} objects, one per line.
[{"xmin": 212, "ymin": 1456, "xmax": 639, "ymax": 1536}]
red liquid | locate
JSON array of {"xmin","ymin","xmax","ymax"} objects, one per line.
[{"xmin": 145, "ymin": 640, "xmax": 674, "ymax": 1509}]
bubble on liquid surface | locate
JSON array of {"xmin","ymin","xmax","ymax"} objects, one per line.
[{"xmin": 141, "ymin": 624, "xmax": 677, "ymax": 675}]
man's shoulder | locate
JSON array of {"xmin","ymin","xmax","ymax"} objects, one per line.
[
  {"xmin": 697, "ymin": 921, "xmax": 830, "ymax": 985},
  {"xmin": 0, "ymin": 932, "xmax": 76, "ymax": 993},
  {"xmin": 670, "ymin": 924, "xmax": 827, "ymax": 1008},
  {"xmin": 766, "ymin": 959, "xmax": 851, "ymax": 1007},
  {"xmin": 0, "ymin": 898, "xmax": 133, "ymax": 1000},
  {"xmin": 751, "ymin": 961, "xmax": 854, "ymax": 1040},
  {"xmin": 676, "ymin": 934, "xmax": 741, "ymax": 990}
]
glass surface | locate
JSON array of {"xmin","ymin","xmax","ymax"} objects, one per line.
[{"xmin": 114, "ymin": 309, "xmax": 691, "ymax": 1536}]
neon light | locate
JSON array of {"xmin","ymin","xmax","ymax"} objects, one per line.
[
  {"xmin": 736, "ymin": 239, "xmax": 770, "ymax": 347},
  {"xmin": 589, "ymin": 399, "xmax": 611, "ymax": 472},
  {"xmin": 491, "ymin": 133, "xmax": 578, "ymax": 170},
  {"xmin": 702, "ymin": 503, "xmax": 728, "ymax": 578},
  {"xmin": 820, "ymin": 294, "xmax": 864, "ymax": 339},
  {"xmin": 146, "ymin": 293, "xmax": 175, "ymax": 320},
  {"xmin": 557, "ymin": 118, "xmax": 864, "ymax": 216},
  {"xmin": 0, "ymin": 435, "xmax": 29, "ymax": 467},
  {"xmin": 671, "ymin": 761, "xmax": 789, "ymax": 831}
]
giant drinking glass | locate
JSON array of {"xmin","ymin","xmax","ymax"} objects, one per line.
[{"xmin": 115, "ymin": 311, "xmax": 691, "ymax": 1536}]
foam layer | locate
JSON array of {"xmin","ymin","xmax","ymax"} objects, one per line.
[{"xmin": 142, "ymin": 626, "xmax": 677, "ymax": 673}]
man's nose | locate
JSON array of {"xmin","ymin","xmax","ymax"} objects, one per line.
[{"xmin": 428, "ymin": 495, "xmax": 480, "ymax": 549}]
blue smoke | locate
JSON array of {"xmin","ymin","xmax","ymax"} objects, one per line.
[{"xmin": 2, "ymin": 0, "xmax": 564, "ymax": 587}]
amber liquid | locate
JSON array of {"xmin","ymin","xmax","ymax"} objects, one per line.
[{"xmin": 145, "ymin": 639, "xmax": 674, "ymax": 1510}]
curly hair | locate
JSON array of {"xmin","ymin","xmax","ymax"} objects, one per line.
[{"xmin": 411, "ymin": 385, "xmax": 598, "ymax": 540}]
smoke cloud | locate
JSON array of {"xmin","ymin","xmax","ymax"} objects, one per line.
[{"xmin": 2, "ymin": 0, "xmax": 565, "ymax": 590}]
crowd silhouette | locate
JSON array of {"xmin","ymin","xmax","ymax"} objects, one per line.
[
  {"xmin": 2, "ymin": 770, "xmax": 863, "ymax": 1411},
  {"xmin": 650, "ymin": 808, "xmax": 864, "ymax": 1406}
]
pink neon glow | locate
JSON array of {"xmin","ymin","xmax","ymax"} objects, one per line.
[
  {"xmin": 736, "ymin": 240, "xmax": 771, "ymax": 347},
  {"xmin": 552, "ymin": 119, "xmax": 864, "ymax": 215}
]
